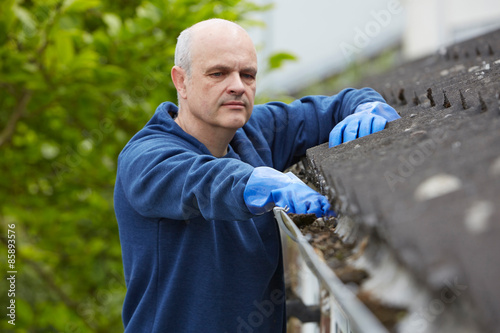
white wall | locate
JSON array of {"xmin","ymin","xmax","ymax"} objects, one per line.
[
  {"xmin": 248, "ymin": 0, "xmax": 406, "ymax": 95},
  {"xmin": 248, "ymin": 0, "xmax": 500, "ymax": 96},
  {"xmin": 403, "ymin": 0, "xmax": 500, "ymax": 59}
]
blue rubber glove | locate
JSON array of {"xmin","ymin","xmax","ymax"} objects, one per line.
[
  {"xmin": 329, "ymin": 102, "xmax": 400, "ymax": 147},
  {"xmin": 243, "ymin": 167, "xmax": 334, "ymax": 217}
]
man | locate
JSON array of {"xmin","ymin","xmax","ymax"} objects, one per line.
[{"xmin": 114, "ymin": 19, "xmax": 399, "ymax": 332}]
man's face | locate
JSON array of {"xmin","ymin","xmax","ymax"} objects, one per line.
[{"xmin": 182, "ymin": 27, "xmax": 257, "ymax": 131}]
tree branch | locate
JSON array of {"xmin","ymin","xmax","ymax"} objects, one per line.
[{"xmin": 0, "ymin": 89, "xmax": 33, "ymax": 148}]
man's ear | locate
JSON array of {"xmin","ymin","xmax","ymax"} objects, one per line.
[{"xmin": 171, "ymin": 66, "xmax": 188, "ymax": 99}]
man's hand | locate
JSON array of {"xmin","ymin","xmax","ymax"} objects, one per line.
[
  {"xmin": 244, "ymin": 167, "xmax": 334, "ymax": 217},
  {"xmin": 329, "ymin": 102, "xmax": 400, "ymax": 147}
]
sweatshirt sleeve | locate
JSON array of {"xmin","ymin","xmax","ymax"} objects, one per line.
[
  {"xmin": 116, "ymin": 133, "xmax": 255, "ymax": 222},
  {"xmin": 248, "ymin": 87, "xmax": 385, "ymax": 171}
]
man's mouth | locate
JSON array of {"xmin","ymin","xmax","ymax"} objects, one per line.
[{"xmin": 222, "ymin": 101, "xmax": 246, "ymax": 108}]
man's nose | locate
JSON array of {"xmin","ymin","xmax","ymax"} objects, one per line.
[{"xmin": 227, "ymin": 73, "xmax": 245, "ymax": 95}]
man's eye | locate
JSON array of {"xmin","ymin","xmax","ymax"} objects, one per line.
[
  {"xmin": 210, "ymin": 72, "xmax": 223, "ymax": 77},
  {"xmin": 242, "ymin": 73, "xmax": 255, "ymax": 80}
]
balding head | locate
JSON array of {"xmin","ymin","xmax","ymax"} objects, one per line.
[
  {"xmin": 174, "ymin": 19, "xmax": 256, "ymax": 77},
  {"xmin": 170, "ymin": 19, "xmax": 258, "ymax": 156}
]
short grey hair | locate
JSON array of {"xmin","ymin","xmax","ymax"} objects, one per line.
[{"xmin": 174, "ymin": 26, "xmax": 193, "ymax": 77}]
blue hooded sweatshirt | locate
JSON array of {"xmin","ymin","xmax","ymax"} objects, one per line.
[{"xmin": 114, "ymin": 88, "xmax": 385, "ymax": 332}]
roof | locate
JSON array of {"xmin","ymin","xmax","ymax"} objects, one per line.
[{"xmin": 305, "ymin": 28, "xmax": 500, "ymax": 332}]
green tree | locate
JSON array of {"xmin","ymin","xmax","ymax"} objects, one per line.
[{"xmin": 0, "ymin": 0, "xmax": 271, "ymax": 331}]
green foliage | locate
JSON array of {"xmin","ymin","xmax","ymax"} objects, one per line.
[
  {"xmin": 267, "ymin": 51, "xmax": 297, "ymax": 71},
  {"xmin": 0, "ymin": 0, "xmax": 270, "ymax": 331}
]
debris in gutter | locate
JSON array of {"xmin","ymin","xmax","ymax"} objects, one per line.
[{"xmin": 288, "ymin": 212, "xmax": 408, "ymax": 330}]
